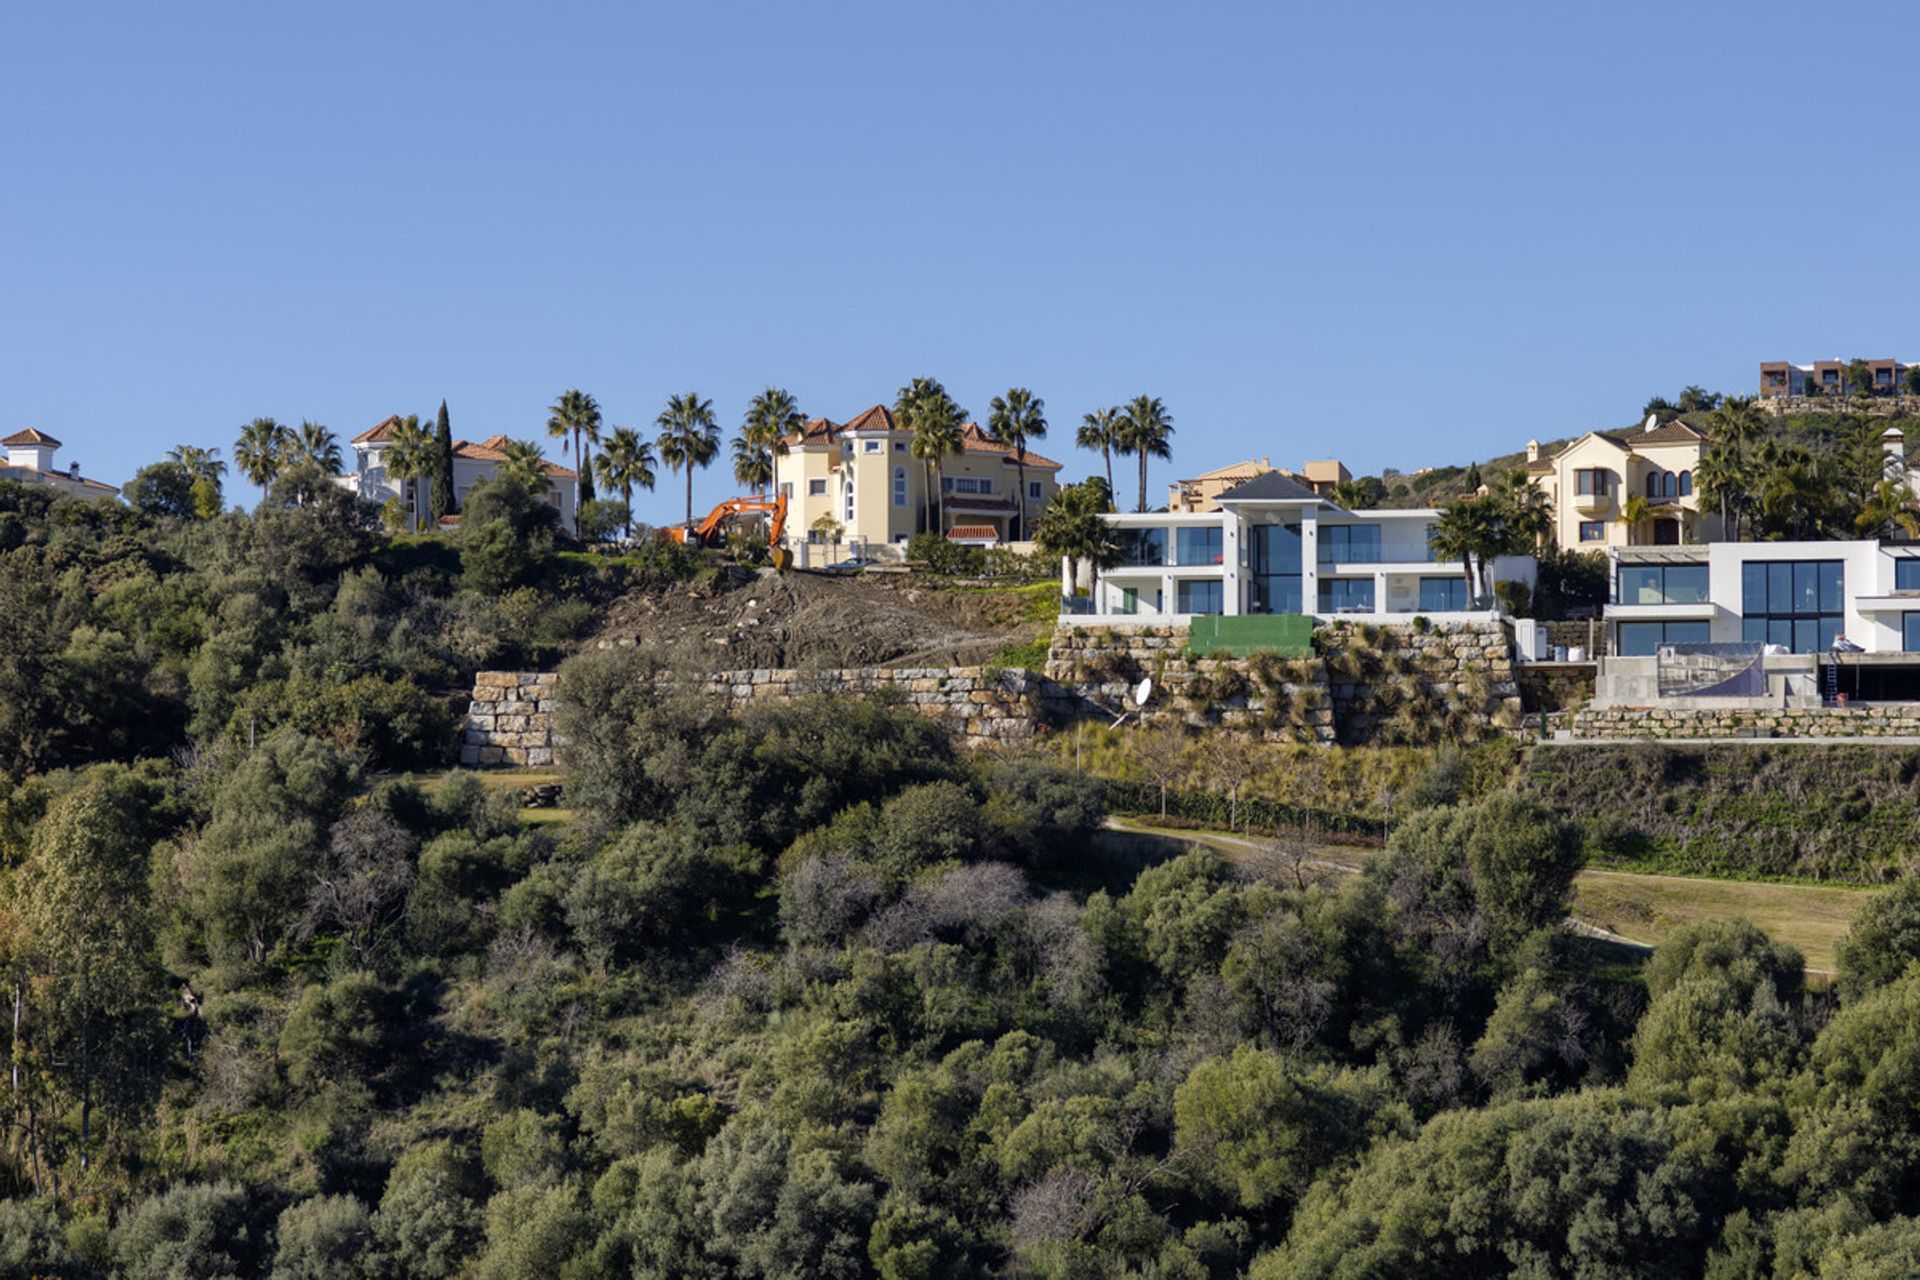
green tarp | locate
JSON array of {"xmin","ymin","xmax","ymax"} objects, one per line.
[{"xmin": 1186, "ymin": 614, "xmax": 1315, "ymax": 658}]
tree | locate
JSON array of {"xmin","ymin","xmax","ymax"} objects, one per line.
[
  {"xmin": 591, "ymin": 427, "xmax": 657, "ymax": 539},
  {"xmin": 546, "ymin": 389, "xmax": 603, "ymax": 511},
  {"xmin": 988, "ymin": 387, "xmax": 1048, "ymax": 539},
  {"xmin": 655, "ymin": 393, "xmax": 720, "ymax": 528},
  {"xmin": 113, "ymin": 1181, "xmax": 260, "ymax": 1280},
  {"xmin": 432, "ymin": 400, "xmax": 456, "ymax": 522},
  {"xmin": 384, "ymin": 415, "xmax": 439, "ymax": 532},
  {"xmin": 1836, "ymin": 876, "xmax": 1920, "ymax": 1001},
  {"xmin": 288, "ymin": 421, "xmax": 342, "ymax": 474},
  {"xmin": 898, "ymin": 378, "xmax": 967, "ymax": 536},
  {"xmin": 167, "ymin": 443, "xmax": 227, "ymax": 486},
  {"xmin": 272, "ymin": 1194, "xmax": 374, "ymax": 1280},
  {"xmin": 1115, "ymin": 395, "xmax": 1174, "ymax": 513},
  {"xmin": 1858, "ymin": 476, "xmax": 1920, "ymax": 540},
  {"xmin": 497, "ymin": 439, "xmax": 553, "ymax": 494},
  {"xmin": 234, "ymin": 417, "xmax": 294, "ymax": 493},
  {"xmin": 1076, "ymin": 406, "xmax": 1123, "ymax": 497},
  {"xmin": 1848, "ymin": 359, "xmax": 1879, "ymax": 397},
  {"xmin": 1618, "ymin": 491, "xmax": 1653, "ymax": 544},
  {"xmin": 741, "ymin": 388, "xmax": 803, "ymax": 497},
  {"xmin": 1033, "ymin": 481, "xmax": 1121, "ymax": 598},
  {"xmin": 124, "ymin": 461, "xmax": 199, "ymax": 518},
  {"xmin": 730, "ymin": 431, "xmax": 775, "ymax": 495},
  {"xmin": 1428, "ymin": 495, "xmax": 1505, "ymax": 604},
  {"xmin": 811, "ymin": 512, "xmax": 845, "ymax": 560}
]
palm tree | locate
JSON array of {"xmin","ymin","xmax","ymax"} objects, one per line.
[
  {"xmin": 499, "ymin": 439, "xmax": 553, "ymax": 494},
  {"xmin": 740, "ymin": 388, "xmax": 803, "ymax": 497},
  {"xmin": 288, "ymin": 421, "xmax": 343, "ymax": 475},
  {"xmin": 1618, "ymin": 493, "xmax": 1653, "ymax": 545},
  {"xmin": 987, "ymin": 387, "xmax": 1048, "ymax": 539},
  {"xmin": 383, "ymin": 415, "xmax": 439, "ymax": 531},
  {"xmin": 1695, "ymin": 440, "xmax": 1747, "ymax": 542},
  {"xmin": 655, "ymin": 392, "xmax": 720, "ymax": 528},
  {"xmin": 896, "ymin": 377, "xmax": 967, "ymax": 535},
  {"xmin": 1115, "ymin": 395, "xmax": 1174, "ymax": 513},
  {"xmin": 1429, "ymin": 496, "xmax": 1504, "ymax": 605},
  {"xmin": 547, "ymin": 389, "xmax": 604, "ymax": 511},
  {"xmin": 1857, "ymin": 477, "xmax": 1920, "ymax": 540},
  {"xmin": 1076, "ymin": 407, "xmax": 1123, "ymax": 497},
  {"xmin": 166, "ymin": 444, "xmax": 226, "ymax": 484},
  {"xmin": 592, "ymin": 427, "xmax": 657, "ymax": 539},
  {"xmin": 1489, "ymin": 467, "xmax": 1553, "ymax": 550},
  {"xmin": 233, "ymin": 417, "xmax": 294, "ymax": 492},
  {"xmin": 1034, "ymin": 481, "xmax": 1122, "ymax": 600},
  {"xmin": 730, "ymin": 431, "xmax": 775, "ymax": 495}
]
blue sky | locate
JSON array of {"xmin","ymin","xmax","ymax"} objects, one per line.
[{"xmin": 4, "ymin": 2, "xmax": 1917, "ymax": 513}]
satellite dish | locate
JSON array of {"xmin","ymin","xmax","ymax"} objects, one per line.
[
  {"xmin": 1644, "ymin": 413, "xmax": 1659, "ymax": 433},
  {"xmin": 1133, "ymin": 677, "xmax": 1154, "ymax": 707}
]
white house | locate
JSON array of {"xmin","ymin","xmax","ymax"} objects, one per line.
[
  {"xmin": 337, "ymin": 418, "xmax": 578, "ymax": 533},
  {"xmin": 1606, "ymin": 540, "xmax": 1920, "ymax": 657},
  {"xmin": 1080, "ymin": 470, "xmax": 1536, "ymax": 622},
  {"xmin": 0, "ymin": 428, "xmax": 119, "ymax": 501}
]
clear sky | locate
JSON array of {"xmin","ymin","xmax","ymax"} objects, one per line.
[{"xmin": 5, "ymin": 2, "xmax": 1917, "ymax": 513}]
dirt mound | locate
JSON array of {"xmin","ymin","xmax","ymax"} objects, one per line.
[{"xmin": 593, "ymin": 566, "xmax": 1045, "ymax": 670}]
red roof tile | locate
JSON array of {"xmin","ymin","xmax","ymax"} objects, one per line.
[
  {"xmin": 2, "ymin": 427, "xmax": 61, "ymax": 448},
  {"xmin": 946, "ymin": 523, "xmax": 1000, "ymax": 540},
  {"xmin": 958, "ymin": 421, "xmax": 1062, "ymax": 470},
  {"xmin": 450, "ymin": 436, "xmax": 576, "ymax": 478},
  {"xmin": 350, "ymin": 416, "xmax": 402, "ymax": 445}
]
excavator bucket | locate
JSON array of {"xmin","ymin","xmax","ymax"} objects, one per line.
[{"xmin": 769, "ymin": 546, "xmax": 794, "ymax": 571}]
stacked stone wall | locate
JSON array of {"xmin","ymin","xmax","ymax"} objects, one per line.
[
  {"xmin": 460, "ymin": 673, "xmax": 559, "ymax": 766},
  {"xmin": 1573, "ymin": 704, "xmax": 1920, "ymax": 740}
]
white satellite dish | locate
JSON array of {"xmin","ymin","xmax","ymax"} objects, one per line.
[
  {"xmin": 1644, "ymin": 413, "xmax": 1659, "ymax": 433},
  {"xmin": 1133, "ymin": 676, "xmax": 1154, "ymax": 707}
]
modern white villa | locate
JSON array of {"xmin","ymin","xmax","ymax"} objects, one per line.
[
  {"xmin": 1606, "ymin": 541, "xmax": 1920, "ymax": 657},
  {"xmin": 1079, "ymin": 471, "xmax": 1537, "ymax": 622},
  {"xmin": 336, "ymin": 418, "xmax": 578, "ymax": 533}
]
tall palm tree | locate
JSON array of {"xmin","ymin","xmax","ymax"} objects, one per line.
[
  {"xmin": 166, "ymin": 444, "xmax": 226, "ymax": 484},
  {"xmin": 288, "ymin": 421, "xmax": 343, "ymax": 475},
  {"xmin": 1076, "ymin": 407, "xmax": 1123, "ymax": 497},
  {"xmin": 987, "ymin": 387, "xmax": 1048, "ymax": 539},
  {"xmin": 592, "ymin": 427, "xmax": 657, "ymax": 539},
  {"xmin": 1857, "ymin": 477, "xmax": 1920, "ymax": 540},
  {"xmin": 1115, "ymin": 395, "xmax": 1174, "ymax": 513},
  {"xmin": 730, "ymin": 431, "xmax": 776, "ymax": 495},
  {"xmin": 896, "ymin": 377, "xmax": 967, "ymax": 535},
  {"xmin": 547, "ymin": 389, "xmax": 604, "ymax": 511},
  {"xmin": 1034, "ymin": 481, "xmax": 1122, "ymax": 600},
  {"xmin": 655, "ymin": 392, "xmax": 720, "ymax": 528},
  {"xmin": 1429, "ymin": 496, "xmax": 1504, "ymax": 605},
  {"xmin": 740, "ymin": 388, "xmax": 803, "ymax": 497},
  {"xmin": 233, "ymin": 417, "xmax": 294, "ymax": 492},
  {"xmin": 1489, "ymin": 467, "xmax": 1553, "ymax": 551},
  {"xmin": 383, "ymin": 415, "xmax": 438, "ymax": 531},
  {"xmin": 499, "ymin": 439, "xmax": 553, "ymax": 494}
]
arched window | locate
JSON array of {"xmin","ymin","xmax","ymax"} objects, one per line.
[
  {"xmin": 1678, "ymin": 470, "xmax": 1692, "ymax": 497},
  {"xmin": 892, "ymin": 467, "xmax": 908, "ymax": 508},
  {"xmin": 1646, "ymin": 472, "xmax": 1660, "ymax": 498},
  {"xmin": 1662, "ymin": 472, "xmax": 1677, "ymax": 498}
]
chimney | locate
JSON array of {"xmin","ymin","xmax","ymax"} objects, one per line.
[
  {"xmin": 69, "ymin": 461, "xmax": 80, "ymax": 479},
  {"xmin": 1526, "ymin": 440, "xmax": 1540, "ymax": 463},
  {"xmin": 1885, "ymin": 427, "xmax": 1906, "ymax": 478}
]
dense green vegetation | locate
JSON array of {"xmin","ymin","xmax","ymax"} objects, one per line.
[{"xmin": 19, "ymin": 475, "xmax": 1920, "ymax": 1276}]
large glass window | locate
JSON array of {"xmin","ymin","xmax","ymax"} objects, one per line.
[
  {"xmin": 1174, "ymin": 526, "xmax": 1224, "ymax": 566},
  {"xmin": 1318, "ymin": 524, "xmax": 1382, "ymax": 564},
  {"xmin": 1740, "ymin": 560, "xmax": 1844, "ymax": 652},
  {"xmin": 1249, "ymin": 524, "xmax": 1303, "ymax": 615},
  {"xmin": 1576, "ymin": 469, "xmax": 1610, "ymax": 496},
  {"xmin": 1617, "ymin": 563, "xmax": 1708, "ymax": 605},
  {"xmin": 1318, "ymin": 578, "xmax": 1376, "ymax": 612},
  {"xmin": 1118, "ymin": 527, "xmax": 1167, "ymax": 566},
  {"xmin": 1579, "ymin": 521, "xmax": 1605, "ymax": 542},
  {"xmin": 1419, "ymin": 577, "xmax": 1468, "ymax": 611},
  {"xmin": 1618, "ymin": 621, "xmax": 1713, "ymax": 657},
  {"xmin": 1176, "ymin": 579, "xmax": 1223, "ymax": 614},
  {"xmin": 1897, "ymin": 559, "xmax": 1920, "ymax": 592},
  {"xmin": 1906, "ymin": 613, "xmax": 1920, "ymax": 651}
]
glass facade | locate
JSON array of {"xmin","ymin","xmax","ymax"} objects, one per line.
[
  {"xmin": 1176, "ymin": 579, "xmax": 1223, "ymax": 614},
  {"xmin": 1740, "ymin": 560, "xmax": 1844, "ymax": 653},
  {"xmin": 1174, "ymin": 526, "xmax": 1224, "ymax": 566},
  {"xmin": 1617, "ymin": 621, "xmax": 1713, "ymax": 657},
  {"xmin": 1118, "ymin": 527, "xmax": 1167, "ymax": 566},
  {"xmin": 1898, "ymin": 559, "xmax": 1920, "ymax": 592},
  {"xmin": 1318, "ymin": 578, "xmax": 1376, "ymax": 612},
  {"xmin": 1419, "ymin": 577, "xmax": 1468, "ymax": 611},
  {"xmin": 1617, "ymin": 563, "xmax": 1709, "ymax": 605},
  {"xmin": 1249, "ymin": 524, "xmax": 1303, "ymax": 615},
  {"xmin": 1906, "ymin": 612, "xmax": 1920, "ymax": 651},
  {"xmin": 1318, "ymin": 524, "xmax": 1382, "ymax": 564}
]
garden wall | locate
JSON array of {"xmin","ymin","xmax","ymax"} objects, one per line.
[{"xmin": 1573, "ymin": 704, "xmax": 1920, "ymax": 740}]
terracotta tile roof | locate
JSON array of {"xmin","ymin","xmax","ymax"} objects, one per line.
[
  {"xmin": 786, "ymin": 416, "xmax": 844, "ymax": 446},
  {"xmin": 450, "ymin": 435, "xmax": 577, "ymax": 478},
  {"xmin": 2, "ymin": 427, "xmax": 61, "ymax": 448},
  {"xmin": 1526, "ymin": 458, "xmax": 1554, "ymax": 474},
  {"xmin": 958, "ymin": 421, "xmax": 1063, "ymax": 470},
  {"xmin": 351, "ymin": 416, "xmax": 402, "ymax": 445},
  {"xmin": 1635, "ymin": 419, "xmax": 1708, "ymax": 446},
  {"xmin": 843, "ymin": 404, "xmax": 900, "ymax": 434},
  {"xmin": 946, "ymin": 523, "xmax": 1000, "ymax": 540}
]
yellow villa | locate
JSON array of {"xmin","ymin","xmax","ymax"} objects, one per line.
[
  {"xmin": 1526, "ymin": 417, "xmax": 1720, "ymax": 551},
  {"xmin": 770, "ymin": 404, "xmax": 1063, "ymax": 558}
]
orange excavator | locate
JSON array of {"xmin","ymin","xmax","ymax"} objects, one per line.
[{"xmin": 660, "ymin": 493, "xmax": 793, "ymax": 568}]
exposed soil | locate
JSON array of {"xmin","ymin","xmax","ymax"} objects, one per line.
[{"xmin": 592, "ymin": 566, "xmax": 1047, "ymax": 670}]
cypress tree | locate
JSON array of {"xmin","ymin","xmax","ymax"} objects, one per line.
[{"xmin": 431, "ymin": 400, "xmax": 455, "ymax": 521}]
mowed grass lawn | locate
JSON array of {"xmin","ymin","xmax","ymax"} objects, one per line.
[
  {"xmin": 1111, "ymin": 817, "xmax": 1877, "ymax": 975},
  {"xmin": 1572, "ymin": 869, "xmax": 1872, "ymax": 975}
]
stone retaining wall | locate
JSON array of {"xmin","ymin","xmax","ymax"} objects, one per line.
[
  {"xmin": 1573, "ymin": 704, "xmax": 1920, "ymax": 740},
  {"xmin": 460, "ymin": 672, "xmax": 559, "ymax": 766}
]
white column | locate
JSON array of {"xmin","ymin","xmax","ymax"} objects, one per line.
[
  {"xmin": 1221, "ymin": 511, "xmax": 1243, "ymax": 615},
  {"xmin": 1300, "ymin": 512, "xmax": 1320, "ymax": 616}
]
